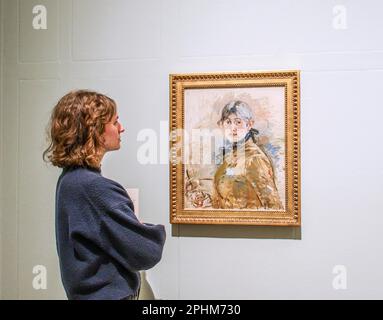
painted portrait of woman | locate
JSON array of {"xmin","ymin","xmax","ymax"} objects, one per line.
[
  {"xmin": 171, "ymin": 71, "xmax": 300, "ymax": 226},
  {"xmin": 212, "ymin": 100, "xmax": 283, "ymax": 210},
  {"xmin": 183, "ymin": 86, "xmax": 286, "ymax": 212}
]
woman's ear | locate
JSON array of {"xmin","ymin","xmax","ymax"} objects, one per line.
[{"xmin": 247, "ymin": 120, "xmax": 254, "ymax": 128}]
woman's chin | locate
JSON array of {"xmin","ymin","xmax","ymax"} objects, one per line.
[{"xmin": 226, "ymin": 135, "xmax": 244, "ymax": 143}]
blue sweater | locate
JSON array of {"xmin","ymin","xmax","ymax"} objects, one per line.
[{"xmin": 55, "ymin": 166, "xmax": 166, "ymax": 300}]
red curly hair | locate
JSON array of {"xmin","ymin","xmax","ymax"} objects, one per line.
[{"xmin": 43, "ymin": 90, "xmax": 117, "ymax": 169}]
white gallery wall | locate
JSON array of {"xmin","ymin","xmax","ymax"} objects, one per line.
[{"xmin": 1, "ymin": 0, "xmax": 383, "ymax": 299}]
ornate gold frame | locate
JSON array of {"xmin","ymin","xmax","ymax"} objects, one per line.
[{"xmin": 169, "ymin": 71, "xmax": 300, "ymax": 226}]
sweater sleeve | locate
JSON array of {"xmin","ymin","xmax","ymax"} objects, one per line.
[{"xmin": 78, "ymin": 175, "xmax": 166, "ymax": 272}]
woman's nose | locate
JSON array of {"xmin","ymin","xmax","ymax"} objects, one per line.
[{"xmin": 119, "ymin": 124, "xmax": 125, "ymax": 133}]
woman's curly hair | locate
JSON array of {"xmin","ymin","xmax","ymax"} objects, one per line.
[{"xmin": 43, "ymin": 90, "xmax": 117, "ymax": 170}]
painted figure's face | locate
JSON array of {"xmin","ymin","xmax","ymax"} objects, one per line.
[
  {"xmin": 222, "ymin": 114, "xmax": 251, "ymax": 143},
  {"xmin": 102, "ymin": 113, "xmax": 125, "ymax": 152}
]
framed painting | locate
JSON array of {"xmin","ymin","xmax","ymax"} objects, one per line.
[{"xmin": 169, "ymin": 71, "xmax": 300, "ymax": 226}]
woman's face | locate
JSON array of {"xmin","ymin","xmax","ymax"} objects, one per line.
[
  {"xmin": 102, "ymin": 113, "xmax": 125, "ymax": 152},
  {"xmin": 222, "ymin": 114, "xmax": 251, "ymax": 143}
]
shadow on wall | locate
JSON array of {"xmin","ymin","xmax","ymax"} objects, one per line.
[
  {"xmin": 138, "ymin": 225, "xmax": 300, "ymax": 300},
  {"xmin": 171, "ymin": 224, "xmax": 301, "ymax": 240}
]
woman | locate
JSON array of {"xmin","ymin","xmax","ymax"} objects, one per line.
[
  {"xmin": 43, "ymin": 90, "xmax": 166, "ymax": 300},
  {"xmin": 212, "ymin": 100, "xmax": 283, "ymax": 210}
]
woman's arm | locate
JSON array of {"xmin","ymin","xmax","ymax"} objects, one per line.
[{"xmin": 70, "ymin": 175, "xmax": 166, "ymax": 272}]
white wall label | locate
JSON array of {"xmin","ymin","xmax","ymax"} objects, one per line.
[
  {"xmin": 32, "ymin": 5, "xmax": 47, "ymax": 30},
  {"xmin": 126, "ymin": 188, "xmax": 139, "ymax": 218},
  {"xmin": 32, "ymin": 265, "xmax": 47, "ymax": 290}
]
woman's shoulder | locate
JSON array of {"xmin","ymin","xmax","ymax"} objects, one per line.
[
  {"xmin": 59, "ymin": 166, "xmax": 130, "ymax": 208},
  {"xmin": 59, "ymin": 166, "xmax": 122, "ymax": 193},
  {"xmin": 60, "ymin": 166, "xmax": 101, "ymax": 184}
]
